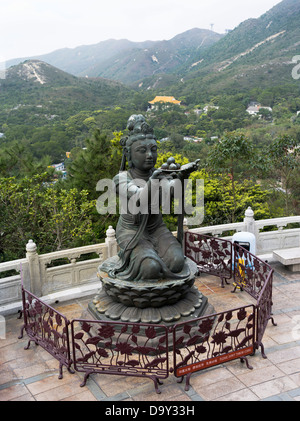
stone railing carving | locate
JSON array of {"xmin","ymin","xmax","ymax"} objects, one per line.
[
  {"xmin": 188, "ymin": 207, "xmax": 300, "ymax": 255},
  {"xmin": 0, "ymin": 226, "xmax": 117, "ymax": 314}
]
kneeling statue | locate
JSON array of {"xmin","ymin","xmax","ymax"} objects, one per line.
[{"xmin": 103, "ymin": 114, "xmax": 199, "ymax": 282}]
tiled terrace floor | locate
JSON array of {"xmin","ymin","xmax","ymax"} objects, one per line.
[{"xmin": 1, "ymin": 260, "xmax": 300, "ymax": 402}]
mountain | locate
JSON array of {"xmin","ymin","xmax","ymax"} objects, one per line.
[
  {"xmin": 0, "ymin": 60, "xmax": 134, "ymax": 122},
  {"xmin": 2, "ymin": 0, "xmax": 299, "ymax": 103},
  {"xmin": 5, "ymin": 28, "xmax": 223, "ymax": 85},
  {"xmin": 6, "ymin": 59, "xmax": 78, "ymax": 86},
  {"xmin": 5, "ymin": 39, "xmax": 156, "ymax": 78},
  {"xmin": 83, "ymin": 29, "xmax": 223, "ymax": 84},
  {"xmin": 139, "ymin": 0, "xmax": 300, "ymax": 96}
]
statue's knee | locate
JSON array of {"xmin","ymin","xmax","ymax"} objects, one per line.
[
  {"xmin": 141, "ymin": 258, "xmax": 161, "ymax": 279},
  {"xmin": 168, "ymin": 252, "xmax": 185, "ymax": 273}
]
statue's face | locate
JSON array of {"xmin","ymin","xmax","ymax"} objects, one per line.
[{"xmin": 130, "ymin": 138, "xmax": 158, "ymax": 171}]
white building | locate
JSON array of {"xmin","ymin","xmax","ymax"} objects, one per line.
[
  {"xmin": 246, "ymin": 103, "xmax": 272, "ymax": 116},
  {"xmin": 203, "ymin": 105, "xmax": 219, "ymax": 113}
]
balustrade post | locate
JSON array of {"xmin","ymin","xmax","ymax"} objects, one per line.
[
  {"xmin": 26, "ymin": 240, "xmax": 42, "ymax": 296},
  {"xmin": 105, "ymin": 226, "xmax": 118, "ymax": 258},
  {"xmin": 244, "ymin": 207, "xmax": 255, "ymax": 234},
  {"xmin": 244, "ymin": 207, "xmax": 260, "ymax": 252}
]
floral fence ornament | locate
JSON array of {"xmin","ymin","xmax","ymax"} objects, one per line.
[
  {"xmin": 185, "ymin": 232, "xmax": 232, "ymax": 287},
  {"xmin": 18, "ymin": 288, "xmax": 74, "ymax": 379},
  {"xmin": 71, "ymin": 319, "xmax": 169, "ymax": 394},
  {"xmin": 172, "ymin": 305, "xmax": 256, "ymax": 390},
  {"xmin": 232, "ymin": 243, "xmax": 277, "ymax": 357},
  {"xmin": 233, "ymin": 243, "xmax": 271, "ymax": 298}
]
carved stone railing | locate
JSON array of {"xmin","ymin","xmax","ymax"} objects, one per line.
[
  {"xmin": 188, "ymin": 207, "xmax": 300, "ymax": 255},
  {"xmin": 0, "ymin": 226, "xmax": 118, "ymax": 315},
  {"xmin": 0, "ymin": 258, "xmax": 29, "ymax": 312},
  {"xmin": 1, "ymin": 209, "xmax": 300, "ymax": 315}
]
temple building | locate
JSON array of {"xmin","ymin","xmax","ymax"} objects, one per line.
[{"xmin": 148, "ymin": 96, "xmax": 181, "ymax": 110}]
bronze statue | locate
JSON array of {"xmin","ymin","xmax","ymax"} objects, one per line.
[
  {"xmin": 108, "ymin": 114, "xmax": 199, "ymax": 282},
  {"xmin": 91, "ymin": 114, "xmax": 211, "ymax": 324}
]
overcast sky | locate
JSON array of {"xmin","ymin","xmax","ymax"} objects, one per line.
[{"xmin": 0, "ymin": 0, "xmax": 282, "ymax": 62}]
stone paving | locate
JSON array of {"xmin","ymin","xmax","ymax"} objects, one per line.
[{"xmin": 1, "ymin": 260, "xmax": 300, "ymax": 402}]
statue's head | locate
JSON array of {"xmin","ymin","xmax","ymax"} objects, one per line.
[{"xmin": 120, "ymin": 115, "xmax": 157, "ymax": 171}]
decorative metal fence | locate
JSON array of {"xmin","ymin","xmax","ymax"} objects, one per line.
[
  {"xmin": 232, "ymin": 243, "xmax": 271, "ymax": 299},
  {"xmin": 232, "ymin": 243, "xmax": 277, "ymax": 357},
  {"xmin": 71, "ymin": 319, "xmax": 169, "ymax": 394},
  {"xmin": 172, "ymin": 305, "xmax": 256, "ymax": 391},
  {"xmin": 18, "ymin": 232, "xmax": 277, "ymax": 395},
  {"xmin": 185, "ymin": 231, "xmax": 232, "ymax": 287},
  {"xmin": 18, "ymin": 287, "xmax": 74, "ymax": 379}
]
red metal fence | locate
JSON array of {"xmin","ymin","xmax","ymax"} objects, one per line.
[
  {"xmin": 18, "ymin": 287, "xmax": 74, "ymax": 379},
  {"xmin": 232, "ymin": 242, "xmax": 276, "ymax": 357},
  {"xmin": 185, "ymin": 232, "xmax": 232, "ymax": 287},
  {"xmin": 18, "ymin": 232, "xmax": 277, "ymax": 394},
  {"xmin": 172, "ymin": 305, "xmax": 256, "ymax": 391},
  {"xmin": 71, "ymin": 319, "xmax": 169, "ymax": 394}
]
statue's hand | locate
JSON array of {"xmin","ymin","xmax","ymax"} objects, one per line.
[
  {"xmin": 151, "ymin": 169, "xmax": 165, "ymax": 180},
  {"xmin": 178, "ymin": 159, "xmax": 200, "ymax": 178}
]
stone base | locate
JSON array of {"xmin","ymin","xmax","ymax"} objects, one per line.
[
  {"xmin": 287, "ymin": 263, "xmax": 300, "ymax": 272},
  {"xmin": 83, "ymin": 256, "xmax": 215, "ymax": 340},
  {"xmin": 82, "ymin": 290, "xmax": 215, "ymax": 352},
  {"xmin": 98, "ymin": 256, "xmax": 198, "ymax": 309},
  {"xmin": 87, "ymin": 286, "xmax": 214, "ymax": 325}
]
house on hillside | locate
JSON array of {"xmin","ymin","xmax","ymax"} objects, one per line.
[
  {"xmin": 246, "ymin": 105, "xmax": 261, "ymax": 115},
  {"xmin": 246, "ymin": 103, "xmax": 272, "ymax": 116},
  {"xmin": 49, "ymin": 162, "xmax": 67, "ymax": 180},
  {"xmin": 203, "ymin": 105, "xmax": 219, "ymax": 113},
  {"xmin": 148, "ymin": 96, "xmax": 181, "ymax": 110}
]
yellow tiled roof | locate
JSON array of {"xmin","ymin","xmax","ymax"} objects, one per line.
[{"xmin": 149, "ymin": 96, "xmax": 181, "ymax": 105}]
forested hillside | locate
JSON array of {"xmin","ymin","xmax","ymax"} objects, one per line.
[{"xmin": 1, "ymin": 0, "xmax": 300, "ymax": 262}]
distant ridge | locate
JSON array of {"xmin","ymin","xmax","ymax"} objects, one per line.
[
  {"xmin": 5, "ymin": 28, "xmax": 223, "ymax": 84},
  {"xmin": 0, "ymin": 59, "xmax": 134, "ymax": 119},
  {"xmin": 3, "ymin": 0, "xmax": 299, "ymax": 94},
  {"xmin": 135, "ymin": 0, "xmax": 300, "ymax": 94}
]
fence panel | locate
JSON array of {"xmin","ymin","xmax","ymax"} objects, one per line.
[
  {"xmin": 256, "ymin": 270, "xmax": 277, "ymax": 357},
  {"xmin": 71, "ymin": 319, "xmax": 169, "ymax": 394},
  {"xmin": 185, "ymin": 232, "xmax": 232, "ymax": 287},
  {"xmin": 233, "ymin": 244, "xmax": 272, "ymax": 299},
  {"xmin": 19, "ymin": 287, "xmax": 73, "ymax": 379},
  {"xmin": 233, "ymin": 244, "xmax": 276, "ymax": 357},
  {"xmin": 172, "ymin": 305, "xmax": 255, "ymax": 390}
]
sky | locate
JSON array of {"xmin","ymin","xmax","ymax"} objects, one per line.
[{"xmin": 0, "ymin": 0, "xmax": 282, "ymax": 62}]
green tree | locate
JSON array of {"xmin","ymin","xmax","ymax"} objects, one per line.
[
  {"xmin": 0, "ymin": 141, "xmax": 54, "ymax": 178},
  {"xmin": 67, "ymin": 128, "xmax": 113, "ymax": 199},
  {"xmin": 156, "ymin": 152, "xmax": 189, "ymax": 168},
  {"xmin": 207, "ymin": 131, "xmax": 254, "ymax": 222},
  {"xmin": 0, "ymin": 173, "xmax": 96, "ymax": 260},
  {"xmin": 267, "ymin": 134, "xmax": 300, "ymax": 215},
  {"xmin": 189, "ymin": 170, "xmax": 272, "ymax": 226}
]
